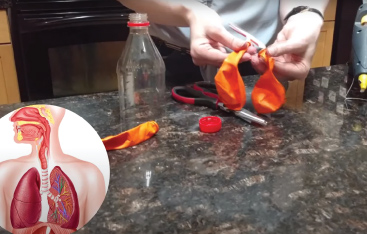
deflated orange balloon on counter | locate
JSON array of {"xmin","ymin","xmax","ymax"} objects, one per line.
[
  {"xmin": 214, "ymin": 45, "xmax": 285, "ymax": 114},
  {"xmin": 102, "ymin": 121, "xmax": 159, "ymax": 150}
]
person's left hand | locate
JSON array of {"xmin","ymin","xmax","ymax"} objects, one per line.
[{"xmin": 251, "ymin": 12, "xmax": 324, "ymax": 81}]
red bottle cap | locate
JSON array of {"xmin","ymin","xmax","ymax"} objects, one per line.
[
  {"xmin": 199, "ymin": 116, "xmax": 222, "ymax": 133},
  {"xmin": 127, "ymin": 22, "xmax": 150, "ymax": 27}
]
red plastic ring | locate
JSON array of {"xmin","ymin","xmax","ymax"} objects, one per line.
[
  {"xmin": 199, "ymin": 116, "xmax": 222, "ymax": 133},
  {"xmin": 127, "ymin": 22, "xmax": 150, "ymax": 27}
]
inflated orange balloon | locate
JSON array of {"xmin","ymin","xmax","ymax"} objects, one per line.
[
  {"xmin": 214, "ymin": 45, "xmax": 285, "ymax": 114},
  {"xmin": 251, "ymin": 49, "xmax": 285, "ymax": 114},
  {"xmin": 101, "ymin": 121, "xmax": 159, "ymax": 150},
  {"xmin": 214, "ymin": 43, "xmax": 249, "ymax": 111}
]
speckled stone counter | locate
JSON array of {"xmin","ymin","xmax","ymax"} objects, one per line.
[
  {"xmin": 1, "ymin": 64, "xmax": 367, "ymax": 234},
  {"xmin": 0, "ymin": 0, "xmax": 11, "ymax": 8}
]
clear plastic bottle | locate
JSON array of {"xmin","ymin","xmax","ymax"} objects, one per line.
[{"xmin": 117, "ymin": 13, "xmax": 166, "ymax": 130}]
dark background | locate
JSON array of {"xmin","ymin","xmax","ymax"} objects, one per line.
[{"xmin": 331, "ymin": 0, "xmax": 364, "ymax": 65}]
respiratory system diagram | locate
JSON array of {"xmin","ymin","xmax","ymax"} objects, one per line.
[{"xmin": 0, "ymin": 105, "xmax": 107, "ymax": 234}]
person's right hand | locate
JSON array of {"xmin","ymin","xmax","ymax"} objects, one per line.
[
  {"xmin": 251, "ymin": 12, "xmax": 323, "ymax": 81},
  {"xmin": 188, "ymin": 12, "xmax": 257, "ymax": 67}
]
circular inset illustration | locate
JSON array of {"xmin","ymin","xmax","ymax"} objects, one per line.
[{"xmin": 0, "ymin": 105, "xmax": 110, "ymax": 234}]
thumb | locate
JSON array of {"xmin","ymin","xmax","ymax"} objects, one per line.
[
  {"xmin": 273, "ymin": 60, "xmax": 309, "ymax": 80},
  {"xmin": 267, "ymin": 40, "xmax": 306, "ymax": 57},
  {"xmin": 208, "ymin": 27, "xmax": 248, "ymax": 51}
]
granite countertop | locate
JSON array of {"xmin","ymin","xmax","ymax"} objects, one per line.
[
  {"xmin": 0, "ymin": 0, "xmax": 11, "ymax": 8},
  {"xmin": 1, "ymin": 64, "xmax": 367, "ymax": 233}
]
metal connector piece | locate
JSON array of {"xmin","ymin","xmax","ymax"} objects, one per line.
[
  {"xmin": 228, "ymin": 23, "xmax": 266, "ymax": 50},
  {"xmin": 218, "ymin": 103, "xmax": 268, "ymax": 126},
  {"xmin": 233, "ymin": 109, "xmax": 268, "ymax": 126}
]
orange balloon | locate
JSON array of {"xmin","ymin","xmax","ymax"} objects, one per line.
[
  {"xmin": 252, "ymin": 49, "xmax": 286, "ymax": 114},
  {"xmin": 214, "ymin": 45, "xmax": 285, "ymax": 114},
  {"xmin": 214, "ymin": 44, "xmax": 248, "ymax": 111},
  {"xmin": 101, "ymin": 121, "xmax": 159, "ymax": 150}
]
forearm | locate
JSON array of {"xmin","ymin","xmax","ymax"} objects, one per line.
[
  {"xmin": 118, "ymin": 0, "xmax": 218, "ymax": 27},
  {"xmin": 279, "ymin": 0, "xmax": 330, "ymax": 24}
]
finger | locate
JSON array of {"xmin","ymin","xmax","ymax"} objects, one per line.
[
  {"xmin": 267, "ymin": 40, "xmax": 307, "ymax": 57},
  {"xmin": 212, "ymin": 42, "xmax": 227, "ymax": 53},
  {"xmin": 207, "ymin": 27, "xmax": 248, "ymax": 51},
  {"xmin": 251, "ymin": 55, "xmax": 267, "ymax": 75},
  {"xmin": 272, "ymin": 60, "xmax": 309, "ymax": 80},
  {"xmin": 246, "ymin": 45, "xmax": 258, "ymax": 54},
  {"xmin": 217, "ymin": 46, "xmax": 227, "ymax": 53},
  {"xmin": 239, "ymin": 53, "xmax": 252, "ymax": 63},
  {"xmin": 191, "ymin": 47, "xmax": 229, "ymax": 67}
]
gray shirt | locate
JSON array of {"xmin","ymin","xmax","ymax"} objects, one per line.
[{"xmin": 149, "ymin": 0, "xmax": 281, "ymax": 81}]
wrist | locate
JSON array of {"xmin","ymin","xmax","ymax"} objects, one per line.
[
  {"xmin": 286, "ymin": 11, "xmax": 324, "ymax": 28},
  {"xmin": 283, "ymin": 6, "xmax": 324, "ymax": 25}
]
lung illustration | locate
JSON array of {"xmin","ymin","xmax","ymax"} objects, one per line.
[
  {"xmin": 10, "ymin": 167, "xmax": 42, "ymax": 228},
  {"xmin": 47, "ymin": 166, "xmax": 79, "ymax": 229}
]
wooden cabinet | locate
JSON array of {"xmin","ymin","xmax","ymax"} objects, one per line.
[
  {"xmin": 311, "ymin": 0, "xmax": 337, "ymax": 68},
  {"xmin": 0, "ymin": 44, "xmax": 20, "ymax": 104},
  {"xmin": 0, "ymin": 10, "xmax": 11, "ymax": 44},
  {"xmin": 311, "ymin": 21, "xmax": 335, "ymax": 68},
  {"xmin": 0, "ymin": 10, "xmax": 20, "ymax": 105},
  {"xmin": 285, "ymin": 0, "xmax": 337, "ymax": 110}
]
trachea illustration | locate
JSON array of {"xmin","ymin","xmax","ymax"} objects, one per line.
[
  {"xmin": 9, "ymin": 106, "xmax": 79, "ymax": 233},
  {"xmin": 11, "ymin": 106, "xmax": 52, "ymax": 195}
]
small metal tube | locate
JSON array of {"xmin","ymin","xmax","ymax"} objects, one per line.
[
  {"xmin": 232, "ymin": 110, "xmax": 268, "ymax": 126},
  {"xmin": 218, "ymin": 103, "xmax": 268, "ymax": 126}
]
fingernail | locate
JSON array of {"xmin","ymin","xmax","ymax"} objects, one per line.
[{"xmin": 240, "ymin": 42, "xmax": 248, "ymax": 49}]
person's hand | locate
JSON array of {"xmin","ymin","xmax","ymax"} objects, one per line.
[
  {"xmin": 188, "ymin": 12, "xmax": 257, "ymax": 67},
  {"xmin": 251, "ymin": 12, "xmax": 324, "ymax": 81}
]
